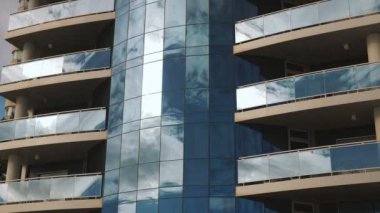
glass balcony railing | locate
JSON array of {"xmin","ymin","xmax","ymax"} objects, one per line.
[
  {"xmin": 0, "ymin": 108, "xmax": 106, "ymax": 142},
  {"xmin": 238, "ymin": 141, "xmax": 380, "ymax": 184},
  {"xmin": 0, "ymin": 173, "xmax": 102, "ymax": 204},
  {"xmin": 0, "ymin": 48, "xmax": 111, "ymax": 85},
  {"xmin": 236, "ymin": 63, "xmax": 380, "ymax": 110},
  {"xmin": 235, "ymin": 0, "xmax": 380, "ymax": 43},
  {"xmin": 8, "ymin": 0, "xmax": 115, "ymax": 31}
]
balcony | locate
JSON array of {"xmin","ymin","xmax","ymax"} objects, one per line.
[
  {"xmin": 0, "ymin": 173, "xmax": 102, "ymax": 212},
  {"xmin": 235, "ymin": 0, "xmax": 380, "ymax": 43},
  {"xmin": 0, "ymin": 108, "xmax": 106, "ymax": 142},
  {"xmin": 237, "ymin": 141, "xmax": 380, "ymax": 201},
  {"xmin": 235, "ymin": 63, "xmax": 380, "ymax": 129},
  {"xmin": 234, "ymin": 0, "xmax": 380, "ymax": 64},
  {"xmin": 8, "ymin": 0, "xmax": 114, "ymax": 31},
  {"xmin": 0, "ymin": 48, "xmax": 111, "ymax": 85}
]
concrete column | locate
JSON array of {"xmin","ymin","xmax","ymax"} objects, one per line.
[
  {"xmin": 6, "ymin": 155, "xmax": 21, "ymax": 181},
  {"xmin": 374, "ymin": 107, "xmax": 380, "ymax": 141},
  {"xmin": 20, "ymin": 165, "xmax": 28, "ymax": 180},
  {"xmin": 28, "ymin": 0, "xmax": 39, "ymax": 10},
  {"xmin": 15, "ymin": 96, "xmax": 29, "ymax": 119},
  {"xmin": 367, "ymin": 33, "xmax": 380, "ymax": 63},
  {"xmin": 22, "ymin": 42, "xmax": 36, "ymax": 62}
]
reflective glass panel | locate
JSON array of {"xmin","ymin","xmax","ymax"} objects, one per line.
[
  {"xmin": 238, "ymin": 157, "xmax": 269, "ymax": 183},
  {"xmin": 56, "ymin": 112, "xmax": 80, "ymax": 134},
  {"xmin": 160, "ymin": 160, "xmax": 183, "ymax": 187},
  {"xmin": 125, "ymin": 66, "xmax": 143, "ymax": 99},
  {"xmin": 7, "ymin": 181, "xmax": 28, "ymax": 203},
  {"xmin": 128, "ymin": 6, "xmax": 145, "ymax": 38},
  {"xmin": 139, "ymin": 127, "xmax": 161, "ymax": 163},
  {"xmin": 35, "ymin": 115, "xmax": 57, "ymax": 136},
  {"xmin": 186, "ymin": 24, "xmax": 209, "ymax": 47},
  {"xmin": 144, "ymin": 30, "xmax": 164, "ymax": 55},
  {"xmin": 263, "ymin": 10, "xmax": 291, "ymax": 36},
  {"xmin": 120, "ymin": 165, "xmax": 138, "ymax": 192},
  {"xmin": 164, "ymin": 26, "xmax": 186, "ymax": 50},
  {"xmin": 295, "ymin": 72, "xmax": 324, "ymax": 99},
  {"xmin": 123, "ymin": 98, "xmax": 141, "ymax": 123},
  {"xmin": 138, "ymin": 163, "xmax": 159, "ymax": 190},
  {"xmin": 50, "ymin": 177, "xmax": 75, "ymax": 199},
  {"xmin": 349, "ymin": 0, "xmax": 380, "ymax": 17},
  {"xmin": 236, "ymin": 84, "xmax": 266, "ymax": 110},
  {"xmin": 0, "ymin": 184, "xmax": 7, "ymax": 203},
  {"xmin": 269, "ymin": 152, "xmax": 299, "ymax": 179},
  {"xmin": 186, "ymin": 56, "xmax": 209, "ymax": 89},
  {"xmin": 165, "ymin": 0, "xmax": 186, "ymax": 27},
  {"xmin": 121, "ymin": 131, "xmax": 140, "ymax": 166},
  {"xmin": 15, "ymin": 119, "xmax": 35, "ymax": 139},
  {"xmin": 324, "ymin": 67, "xmax": 357, "ymax": 94},
  {"xmin": 27, "ymin": 179, "xmax": 50, "ymax": 201},
  {"xmin": 266, "ymin": 78, "xmax": 295, "ymax": 105},
  {"xmin": 142, "ymin": 61, "xmax": 163, "ymax": 95},
  {"xmin": 235, "ymin": 17, "xmax": 264, "ymax": 43},
  {"xmin": 79, "ymin": 110, "xmax": 106, "ymax": 131},
  {"xmin": 186, "ymin": 0, "xmax": 209, "ymax": 24},
  {"xmin": 74, "ymin": 175, "xmax": 102, "ymax": 197},
  {"xmin": 160, "ymin": 125, "xmax": 184, "ymax": 161},
  {"xmin": 290, "ymin": 4, "xmax": 319, "ymax": 29},
  {"xmin": 319, "ymin": 0, "xmax": 350, "ymax": 23},
  {"xmin": 141, "ymin": 93, "xmax": 162, "ymax": 119},
  {"xmin": 145, "ymin": 0, "xmax": 164, "ymax": 32},
  {"xmin": 299, "ymin": 148, "xmax": 332, "ymax": 176}
]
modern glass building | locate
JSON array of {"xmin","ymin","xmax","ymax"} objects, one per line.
[{"xmin": 1, "ymin": 0, "xmax": 380, "ymax": 212}]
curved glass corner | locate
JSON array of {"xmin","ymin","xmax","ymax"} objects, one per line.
[
  {"xmin": 0, "ymin": 174, "xmax": 102, "ymax": 204},
  {"xmin": 236, "ymin": 63, "xmax": 380, "ymax": 110},
  {"xmin": 8, "ymin": 0, "xmax": 115, "ymax": 31},
  {"xmin": 0, "ymin": 49, "xmax": 111, "ymax": 85},
  {"xmin": 238, "ymin": 141, "xmax": 380, "ymax": 184},
  {"xmin": 0, "ymin": 108, "xmax": 106, "ymax": 142},
  {"xmin": 235, "ymin": 0, "xmax": 380, "ymax": 43}
]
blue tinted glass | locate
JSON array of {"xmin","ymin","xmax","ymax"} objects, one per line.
[
  {"xmin": 110, "ymin": 71, "xmax": 126, "ymax": 105},
  {"xmin": 162, "ymin": 91, "xmax": 185, "ymax": 115},
  {"xmin": 210, "ymin": 159, "xmax": 235, "ymax": 185},
  {"xmin": 210, "ymin": 186, "xmax": 235, "ymax": 197},
  {"xmin": 210, "ymin": 89, "xmax": 235, "ymax": 112},
  {"xmin": 106, "ymin": 136, "xmax": 121, "ymax": 171},
  {"xmin": 210, "ymin": 197, "xmax": 235, "ymax": 213},
  {"xmin": 210, "ymin": 0, "xmax": 232, "ymax": 23},
  {"xmin": 186, "ymin": 24, "xmax": 209, "ymax": 47},
  {"xmin": 183, "ymin": 186, "xmax": 209, "ymax": 197},
  {"xmin": 159, "ymin": 187, "xmax": 183, "ymax": 198},
  {"xmin": 139, "ymin": 127, "xmax": 161, "ymax": 163},
  {"xmin": 112, "ymin": 41, "xmax": 127, "ymax": 67},
  {"xmin": 118, "ymin": 202, "xmax": 137, "ymax": 213},
  {"xmin": 185, "ymin": 89, "xmax": 209, "ymax": 113},
  {"xmin": 164, "ymin": 26, "xmax": 186, "ymax": 50},
  {"xmin": 186, "ymin": 56, "xmax": 209, "ymax": 88},
  {"xmin": 161, "ymin": 125, "xmax": 184, "ymax": 160},
  {"xmin": 127, "ymin": 35, "xmax": 144, "ymax": 60},
  {"xmin": 114, "ymin": 12, "xmax": 128, "ymax": 45},
  {"xmin": 295, "ymin": 73, "xmax": 324, "ymax": 98},
  {"xmin": 104, "ymin": 169, "xmax": 120, "ymax": 196},
  {"xmin": 163, "ymin": 57, "xmax": 186, "ymax": 91},
  {"xmin": 120, "ymin": 165, "xmax": 138, "ymax": 192},
  {"xmin": 137, "ymin": 200, "xmax": 158, "ymax": 213},
  {"xmin": 165, "ymin": 0, "xmax": 186, "ymax": 27},
  {"xmin": 119, "ymin": 191, "xmax": 137, "ymax": 204},
  {"xmin": 159, "ymin": 198, "xmax": 183, "ymax": 213},
  {"xmin": 184, "ymin": 123, "xmax": 209, "ymax": 159},
  {"xmin": 103, "ymin": 195, "xmax": 119, "ymax": 213},
  {"xmin": 160, "ymin": 160, "xmax": 183, "ymax": 187},
  {"xmin": 138, "ymin": 163, "xmax": 159, "ymax": 190},
  {"xmin": 210, "ymin": 24, "xmax": 233, "ymax": 45},
  {"xmin": 123, "ymin": 98, "xmax": 141, "ymax": 123},
  {"xmin": 121, "ymin": 131, "xmax": 139, "ymax": 166},
  {"xmin": 125, "ymin": 66, "xmax": 143, "ymax": 99},
  {"xmin": 128, "ymin": 7, "xmax": 145, "ymax": 38},
  {"xmin": 210, "ymin": 123, "xmax": 235, "ymax": 158},
  {"xmin": 184, "ymin": 159, "xmax": 208, "ymax": 186},
  {"xmin": 184, "ymin": 198, "xmax": 209, "ymax": 213},
  {"xmin": 145, "ymin": 0, "xmax": 164, "ymax": 32},
  {"xmin": 187, "ymin": 0, "xmax": 209, "ymax": 24},
  {"xmin": 210, "ymin": 55, "xmax": 233, "ymax": 89}
]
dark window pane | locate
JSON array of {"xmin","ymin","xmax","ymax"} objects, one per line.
[
  {"xmin": 210, "ymin": 159, "xmax": 235, "ymax": 186},
  {"xmin": 185, "ymin": 89, "xmax": 209, "ymax": 113},
  {"xmin": 162, "ymin": 91, "xmax": 185, "ymax": 116},
  {"xmin": 184, "ymin": 159, "xmax": 208, "ymax": 186},
  {"xmin": 137, "ymin": 200, "xmax": 158, "ymax": 213},
  {"xmin": 184, "ymin": 198, "xmax": 209, "ymax": 213},
  {"xmin": 184, "ymin": 123, "xmax": 209, "ymax": 159},
  {"xmin": 210, "ymin": 123, "xmax": 235, "ymax": 158},
  {"xmin": 186, "ymin": 56, "xmax": 209, "ymax": 88},
  {"xmin": 186, "ymin": 24, "xmax": 209, "ymax": 47},
  {"xmin": 210, "ymin": 197, "xmax": 235, "ymax": 213},
  {"xmin": 163, "ymin": 57, "xmax": 186, "ymax": 91},
  {"xmin": 187, "ymin": 0, "xmax": 209, "ymax": 24},
  {"xmin": 159, "ymin": 198, "xmax": 183, "ymax": 213},
  {"xmin": 103, "ymin": 195, "xmax": 118, "ymax": 213},
  {"xmin": 164, "ymin": 26, "xmax": 186, "ymax": 50}
]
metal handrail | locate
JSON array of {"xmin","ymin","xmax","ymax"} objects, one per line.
[
  {"xmin": 0, "ymin": 107, "xmax": 106, "ymax": 124},
  {"xmin": 239, "ymin": 140, "xmax": 379, "ymax": 160},
  {"xmin": 2, "ymin": 48, "xmax": 111, "ymax": 68},
  {"xmin": 10, "ymin": 0, "xmax": 80, "ymax": 15},
  {"xmin": 1, "ymin": 172, "xmax": 102, "ymax": 184}
]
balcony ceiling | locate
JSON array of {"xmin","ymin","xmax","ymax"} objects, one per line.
[{"xmin": 236, "ymin": 89, "xmax": 380, "ymax": 130}]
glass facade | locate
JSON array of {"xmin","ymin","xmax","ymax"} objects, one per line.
[{"xmin": 105, "ymin": 0, "xmax": 264, "ymax": 212}]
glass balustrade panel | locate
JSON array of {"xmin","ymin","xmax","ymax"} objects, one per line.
[
  {"xmin": 79, "ymin": 110, "xmax": 106, "ymax": 131},
  {"xmin": 35, "ymin": 115, "xmax": 57, "ymax": 136},
  {"xmin": 56, "ymin": 112, "xmax": 80, "ymax": 134},
  {"xmin": 74, "ymin": 175, "xmax": 102, "ymax": 197},
  {"xmin": 235, "ymin": 17, "xmax": 264, "ymax": 43},
  {"xmin": 299, "ymin": 148, "xmax": 332, "ymax": 176},
  {"xmin": 27, "ymin": 179, "xmax": 51, "ymax": 201},
  {"xmin": 7, "ymin": 181, "xmax": 28, "ymax": 203},
  {"xmin": 238, "ymin": 157, "xmax": 269, "ymax": 184},
  {"xmin": 295, "ymin": 72, "xmax": 325, "ymax": 99},
  {"xmin": 263, "ymin": 10, "xmax": 291, "ymax": 36},
  {"xmin": 266, "ymin": 78, "xmax": 295, "ymax": 105},
  {"xmin": 0, "ymin": 183, "xmax": 7, "ymax": 204},
  {"xmin": 324, "ymin": 67, "xmax": 357, "ymax": 94},
  {"xmin": 319, "ymin": 0, "xmax": 350, "ymax": 23},
  {"xmin": 8, "ymin": 0, "xmax": 115, "ymax": 31},
  {"xmin": 269, "ymin": 152, "xmax": 299, "ymax": 180},
  {"xmin": 236, "ymin": 84, "xmax": 266, "ymax": 110},
  {"xmin": 50, "ymin": 177, "xmax": 75, "ymax": 199},
  {"xmin": 0, "ymin": 121, "xmax": 15, "ymax": 142},
  {"xmin": 290, "ymin": 3, "xmax": 319, "ymax": 29},
  {"xmin": 14, "ymin": 118, "xmax": 35, "ymax": 139},
  {"xmin": 349, "ymin": 0, "xmax": 380, "ymax": 17}
]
